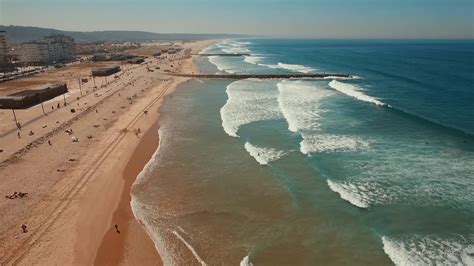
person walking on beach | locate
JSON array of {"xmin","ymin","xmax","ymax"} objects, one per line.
[{"xmin": 114, "ymin": 224, "xmax": 120, "ymax": 234}]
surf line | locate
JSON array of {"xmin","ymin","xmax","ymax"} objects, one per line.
[{"xmin": 172, "ymin": 230, "xmax": 207, "ymax": 265}]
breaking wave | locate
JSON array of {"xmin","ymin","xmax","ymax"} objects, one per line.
[
  {"xmin": 328, "ymin": 80, "xmax": 386, "ymax": 106},
  {"xmin": 382, "ymin": 235, "xmax": 474, "ymax": 266},
  {"xmin": 277, "ymin": 80, "xmax": 333, "ymax": 132},
  {"xmin": 208, "ymin": 56, "xmax": 238, "ymax": 74},
  {"xmin": 327, "ymin": 180, "xmax": 372, "ymax": 208},
  {"xmin": 300, "ymin": 134, "xmax": 370, "ymax": 154},
  {"xmin": 240, "ymin": 255, "xmax": 254, "ymax": 266},
  {"xmin": 244, "ymin": 55, "xmax": 266, "ymax": 65},
  {"xmin": 220, "ymin": 79, "xmax": 282, "ymax": 137},
  {"xmin": 326, "ymin": 180, "xmax": 397, "ymax": 208},
  {"xmin": 244, "ymin": 142, "xmax": 286, "ymax": 165},
  {"xmin": 262, "ymin": 62, "xmax": 317, "ymax": 73},
  {"xmin": 220, "ymin": 40, "xmax": 252, "ymax": 54}
]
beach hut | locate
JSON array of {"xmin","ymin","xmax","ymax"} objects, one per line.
[
  {"xmin": 0, "ymin": 83, "xmax": 68, "ymax": 110},
  {"xmin": 0, "ymin": 83, "xmax": 68, "ymax": 127}
]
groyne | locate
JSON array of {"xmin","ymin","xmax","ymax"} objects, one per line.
[
  {"xmin": 169, "ymin": 73, "xmax": 353, "ymax": 80},
  {"xmin": 193, "ymin": 53, "xmax": 251, "ymax": 57}
]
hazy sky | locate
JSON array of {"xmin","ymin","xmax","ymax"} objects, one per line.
[{"xmin": 1, "ymin": 0, "xmax": 473, "ymax": 38}]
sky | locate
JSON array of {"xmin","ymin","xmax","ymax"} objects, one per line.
[{"xmin": 1, "ymin": 0, "xmax": 473, "ymax": 38}]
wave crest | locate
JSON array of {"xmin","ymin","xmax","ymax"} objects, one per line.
[
  {"xmin": 244, "ymin": 142, "xmax": 286, "ymax": 165},
  {"xmin": 300, "ymin": 134, "xmax": 370, "ymax": 154},
  {"xmin": 382, "ymin": 235, "xmax": 474, "ymax": 266},
  {"xmin": 262, "ymin": 62, "xmax": 317, "ymax": 73},
  {"xmin": 329, "ymin": 80, "xmax": 386, "ymax": 106},
  {"xmin": 220, "ymin": 79, "xmax": 282, "ymax": 137},
  {"xmin": 277, "ymin": 80, "xmax": 333, "ymax": 132}
]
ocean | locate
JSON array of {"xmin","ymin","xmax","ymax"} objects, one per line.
[{"xmin": 132, "ymin": 39, "xmax": 474, "ymax": 265}]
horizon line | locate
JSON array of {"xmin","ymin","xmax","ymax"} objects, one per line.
[{"xmin": 1, "ymin": 24, "xmax": 473, "ymax": 41}]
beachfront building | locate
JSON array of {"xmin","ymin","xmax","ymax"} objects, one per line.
[
  {"xmin": 20, "ymin": 42, "xmax": 50, "ymax": 64},
  {"xmin": 20, "ymin": 34, "xmax": 75, "ymax": 65},
  {"xmin": 91, "ymin": 65, "xmax": 121, "ymax": 76},
  {"xmin": 0, "ymin": 30, "xmax": 12, "ymax": 72},
  {"xmin": 43, "ymin": 35, "xmax": 75, "ymax": 60}
]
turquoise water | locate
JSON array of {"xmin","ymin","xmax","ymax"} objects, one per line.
[{"xmin": 132, "ymin": 40, "xmax": 474, "ymax": 265}]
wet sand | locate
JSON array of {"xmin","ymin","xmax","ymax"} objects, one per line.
[{"xmin": 95, "ymin": 121, "xmax": 162, "ymax": 265}]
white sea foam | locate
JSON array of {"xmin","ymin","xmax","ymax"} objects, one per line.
[
  {"xmin": 208, "ymin": 56, "xmax": 238, "ymax": 74},
  {"xmin": 244, "ymin": 142, "xmax": 286, "ymax": 165},
  {"xmin": 222, "ymin": 46, "xmax": 251, "ymax": 54},
  {"xmin": 323, "ymin": 75, "xmax": 361, "ymax": 80},
  {"xmin": 262, "ymin": 62, "xmax": 317, "ymax": 73},
  {"xmin": 300, "ymin": 134, "xmax": 370, "ymax": 154},
  {"xmin": 220, "ymin": 79, "xmax": 282, "ymax": 137},
  {"xmin": 240, "ymin": 255, "xmax": 254, "ymax": 266},
  {"xmin": 327, "ymin": 180, "xmax": 396, "ymax": 208},
  {"xmin": 172, "ymin": 230, "xmax": 207, "ymax": 265},
  {"xmin": 327, "ymin": 180, "xmax": 371, "ymax": 208},
  {"xmin": 208, "ymin": 40, "xmax": 256, "ymax": 73},
  {"xmin": 328, "ymin": 80, "xmax": 386, "ymax": 106},
  {"xmin": 131, "ymin": 199, "xmax": 175, "ymax": 265},
  {"xmin": 382, "ymin": 235, "xmax": 474, "ymax": 266},
  {"xmin": 177, "ymin": 226, "xmax": 186, "ymax": 234},
  {"xmin": 244, "ymin": 55, "xmax": 266, "ymax": 65},
  {"xmin": 199, "ymin": 45, "xmax": 215, "ymax": 54},
  {"xmin": 333, "ymin": 140, "xmax": 474, "ymax": 209},
  {"xmin": 277, "ymin": 80, "xmax": 333, "ymax": 132},
  {"xmin": 220, "ymin": 40, "xmax": 251, "ymax": 54},
  {"xmin": 130, "ymin": 127, "xmax": 176, "ymax": 265}
]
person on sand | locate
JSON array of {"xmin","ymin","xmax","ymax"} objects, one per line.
[
  {"xmin": 21, "ymin": 224, "xmax": 28, "ymax": 233},
  {"xmin": 48, "ymin": 140, "xmax": 52, "ymax": 146},
  {"xmin": 17, "ymin": 131, "xmax": 21, "ymax": 139},
  {"xmin": 115, "ymin": 224, "xmax": 120, "ymax": 234}
]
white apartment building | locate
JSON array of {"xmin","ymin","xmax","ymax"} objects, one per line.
[
  {"xmin": 21, "ymin": 42, "xmax": 50, "ymax": 63},
  {"xmin": 20, "ymin": 34, "xmax": 75, "ymax": 64},
  {"xmin": 43, "ymin": 35, "xmax": 75, "ymax": 60}
]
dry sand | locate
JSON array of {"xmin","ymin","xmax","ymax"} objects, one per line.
[{"xmin": 0, "ymin": 40, "xmax": 213, "ymax": 265}]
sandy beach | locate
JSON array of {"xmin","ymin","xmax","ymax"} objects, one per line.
[{"xmin": 0, "ymin": 39, "xmax": 213, "ymax": 265}]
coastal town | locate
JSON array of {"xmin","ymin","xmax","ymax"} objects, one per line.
[
  {"xmin": 2, "ymin": 0, "xmax": 473, "ymax": 264},
  {"xmin": 0, "ymin": 28, "xmax": 212, "ymax": 265}
]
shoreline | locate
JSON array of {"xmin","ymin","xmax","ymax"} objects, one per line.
[
  {"xmin": 93, "ymin": 42, "xmax": 212, "ymax": 264},
  {"xmin": 94, "ymin": 120, "xmax": 163, "ymax": 265}
]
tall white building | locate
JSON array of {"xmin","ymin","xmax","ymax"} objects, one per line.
[
  {"xmin": 21, "ymin": 42, "xmax": 50, "ymax": 63},
  {"xmin": 43, "ymin": 35, "xmax": 75, "ymax": 60},
  {"xmin": 20, "ymin": 34, "xmax": 75, "ymax": 64},
  {"xmin": 0, "ymin": 31, "xmax": 9, "ymax": 67}
]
